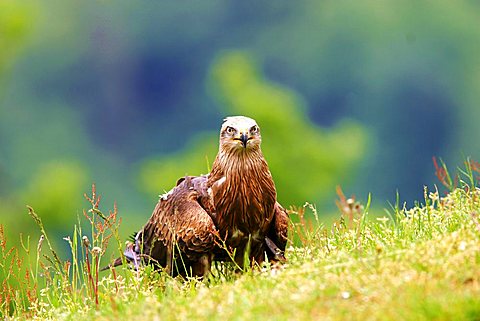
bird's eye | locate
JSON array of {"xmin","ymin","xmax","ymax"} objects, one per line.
[
  {"xmin": 250, "ymin": 125, "xmax": 259, "ymax": 134},
  {"xmin": 226, "ymin": 126, "xmax": 235, "ymax": 135}
]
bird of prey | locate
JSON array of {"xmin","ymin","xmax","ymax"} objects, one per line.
[{"xmin": 119, "ymin": 116, "xmax": 289, "ymax": 277}]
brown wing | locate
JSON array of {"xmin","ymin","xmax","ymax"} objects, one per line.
[
  {"xmin": 266, "ymin": 202, "xmax": 289, "ymax": 261},
  {"xmin": 135, "ymin": 175, "xmax": 218, "ymax": 276}
]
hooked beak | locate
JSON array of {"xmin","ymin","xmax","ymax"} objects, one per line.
[{"xmin": 239, "ymin": 133, "xmax": 248, "ymax": 148}]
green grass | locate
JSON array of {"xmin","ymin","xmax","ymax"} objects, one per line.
[{"xmin": 2, "ymin": 163, "xmax": 480, "ymax": 320}]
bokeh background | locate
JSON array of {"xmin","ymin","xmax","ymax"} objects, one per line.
[{"xmin": 1, "ymin": 1, "xmax": 480, "ymax": 247}]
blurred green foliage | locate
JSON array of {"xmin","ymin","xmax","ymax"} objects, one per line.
[
  {"xmin": 0, "ymin": 0, "xmax": 479, "ymax": 254},
  {"xmin": 139, "ymin": 51, "xmax": 368, "ymax": 206},
  {"xmin": 0, "ymin": 1, "xmax": 34, "ymax": 239},
  {"xmin": 0, "ymin": 1, "xmax": 32, "ymax": 76},
  {"xmin": 19, "ymin": 161, "xmax": 87, "ymax": 227}
]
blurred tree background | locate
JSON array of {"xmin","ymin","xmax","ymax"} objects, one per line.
[{"xmin": 1, "ymin": 0, "xmax": 479, "ymax": 248}]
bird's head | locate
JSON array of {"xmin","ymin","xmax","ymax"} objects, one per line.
[{"xmin": 219, "ymin": 116, "xmax": 262, "ymax": 153}]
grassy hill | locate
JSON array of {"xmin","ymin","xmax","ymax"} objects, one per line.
[{"xmin": 2, "ymin": 167, "xmax": 480, "ymax": 320}]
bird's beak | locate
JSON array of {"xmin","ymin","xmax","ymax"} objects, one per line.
[{"xmin": 239, "ymin": 133, "xmax": 248, "ymax": 148}]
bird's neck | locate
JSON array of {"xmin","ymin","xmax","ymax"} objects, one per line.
[{"xmin": 209, "ymin": 148, "xmax": 266, "ymax": 181}]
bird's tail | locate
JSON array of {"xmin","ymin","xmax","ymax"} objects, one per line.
[
  {"xmin": 101, "ymin": 240, "xmax": 141, "ymax": 271},
  {"xmin": 265, "ymin": 236, "xmax": 286, "ymax": 262}
]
